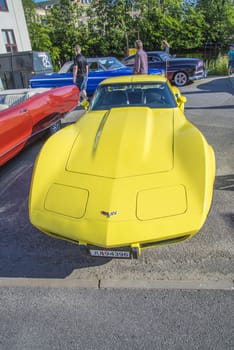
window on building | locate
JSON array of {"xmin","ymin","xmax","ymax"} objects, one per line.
[
  {"xmin": 2, "ymin": 30, "xmax": 18, "ymax": 53},
  {"xmin": 0, "ymin": 0, "xmax": 8, "ymax": 11}
]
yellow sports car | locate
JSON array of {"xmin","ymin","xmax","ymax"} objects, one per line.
[{"xmin": 29, "ymin": 75, "xmax": 215, "ymax": 259}]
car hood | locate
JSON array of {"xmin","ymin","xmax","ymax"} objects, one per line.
[{"xmin": 66, "ymin": 107, "xmax": 174, "ymax": 178}]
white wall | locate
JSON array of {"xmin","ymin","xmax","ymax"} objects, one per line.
[{"xmin": 0, "ymin": 0, "xmax": 31, "ymax": 53}]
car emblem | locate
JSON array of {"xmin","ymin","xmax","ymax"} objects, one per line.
[{"xmin": 101, "ymin": 210, "xmax": 118, "ymax": 218}]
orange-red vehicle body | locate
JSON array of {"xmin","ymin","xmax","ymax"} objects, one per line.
[{"xmin": 0, "ymin": 85, "xmax": 79, "ymax": 166}]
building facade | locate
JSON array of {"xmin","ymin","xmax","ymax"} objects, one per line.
[{"xmin": 0, "ymin": 0, "xmax": 31, "ymax": 54}]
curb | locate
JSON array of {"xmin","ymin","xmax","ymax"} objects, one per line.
[
  {"xmin": 229, "ymin": 76, "xmax": 234, "ymax": 90},
  {"xmin": 0, "ymin": 278, "xmax": 233, "ymax": 290},
  {"xmin": 100, "ymin": 279, "xmax": 234, "ymax": 290}
]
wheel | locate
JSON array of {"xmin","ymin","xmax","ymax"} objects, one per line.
[
  {"xmin": 49, "ymin": 120, "xmax": 61, "ymax": 135},
  {"xmin": 173, "ymin": 71, "xmax": 188, "ymax": 87}
]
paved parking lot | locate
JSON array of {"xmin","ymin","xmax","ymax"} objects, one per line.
[
  {"xmin": 0, "ymin": 76, "xmax": 233, "ymax": 350},
  {"xmin": 0, "ymin": 76, "xmax": 233, "ymax": 287}
]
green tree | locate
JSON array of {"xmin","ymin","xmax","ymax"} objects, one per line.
[
  {"xmin": 173, "ymin": 4, "xmax": 206, "ymax": 50},
  {"xmin": 46, "ymin": 0, "xmax": 84, "ymax": 64},
  {"xmin": 134, "ymin": 0, "xmax": 206, "ymax": 51},
  {"xmin": 22, "ymin": 0, "xmax": 55, "ymax": 61},
  {"xmin": 22, "ymin": 0, "xmax": 85, "ymax": 67},
  {"xmin": 22, "ymin": 0, "xmax": 234, "ymax": 64},
  {"xmin": 85, "ymin": 0, "xmax": 134, "ymax": 56},
  {"xmin": 22, "ymin": 0, "xmax": 35, "ymax": 12},
  {"xmin": 196, "ymin": 0, "xmax": 234, "ymax": 47},
  {"xmin": 135, "ymin": 0, "xmax": 184, "ymax": 50}
]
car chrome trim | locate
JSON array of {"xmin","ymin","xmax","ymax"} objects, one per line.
[{"xmin": 189, "ymin": 70, "xmax": 208, "ymax": 81}]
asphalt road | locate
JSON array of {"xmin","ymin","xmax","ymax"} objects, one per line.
[
  {"xmin": 1, "ymin": 287, "xmax": 233, "ymax": 350},
  {"xmin": 0, "ymin": 76, "xmax": 233, "ymax": 283},
  {"xmin": 0, "ymin": 76, "xmax": 233, "ymax": 350}
]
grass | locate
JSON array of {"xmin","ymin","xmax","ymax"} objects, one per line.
[{"xmin": 206, "ymin": 54, "xmax": 229, "ymax": 75}]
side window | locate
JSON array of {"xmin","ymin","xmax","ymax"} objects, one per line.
[
  {"xmin": 148, "ymin": 55, "xmax": 161, "ymax": 63},
  {"xmin": 125, "ymin": 56, "xmax": 135, "ymax": 65},
  {"xmin": 89, "ymin": 62, "xmax": 98, "ymax": 71},
  {"xmin": 2, "ymin": 29, "xmax": 17, "ymax": 53},
  {"xmin": 0, "ymin": 0, "xmax": 8, "ymax": 11}
]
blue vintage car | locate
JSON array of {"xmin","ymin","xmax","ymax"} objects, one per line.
[{"xmin": 29, "ymin": 57, "xmax": 164, "ymax": 95}]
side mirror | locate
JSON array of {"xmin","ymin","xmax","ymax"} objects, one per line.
[
  {"xmin": 177, "ymin": 95, "xmax": 187, "ymax": 111},
  {"xmin": 171, "ymin": 86, "xmax": 180, "ymax": 97},
  {"xmin": 177, "ymin": 95, "xmax": 187, "ymax": 104},
  {"xmin": 80, "ymin": 99, "xmax": 89, "ymax": 110}
]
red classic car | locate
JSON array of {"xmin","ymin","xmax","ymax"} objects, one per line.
[{"xmin": 0, "ymin": 85, "xmax": 79, "ymax": 166}]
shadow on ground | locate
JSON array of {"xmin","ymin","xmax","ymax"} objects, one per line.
[
  {"xmin": 0, "ymin": 138, "xmax": 110, "ymax": 279},
  {"xmin": 187, "ymin": 76, "xmax": 234, "ymax": 95}
]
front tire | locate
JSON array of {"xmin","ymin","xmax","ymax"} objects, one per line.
[{"xmin": 173, "ymin": 71, "xmax": 188, "ymax": 86}]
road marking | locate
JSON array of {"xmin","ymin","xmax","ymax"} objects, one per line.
[{"xmin": 0, "ymin": 278, "xmax": 233, "ymax": 290}]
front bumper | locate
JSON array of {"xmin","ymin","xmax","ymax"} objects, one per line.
[
  {"xmin": 189, "ymin": 69, "xmax": 208, "ymax": 81},
  {"xmin": 80, "ymin": 233, "xmax": 190, "ymax": 259}
]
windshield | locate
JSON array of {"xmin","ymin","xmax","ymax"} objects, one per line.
[
  {"xmin": 32, "ymin": 51, "xmax": 53, "ymax": 73},
  {"xmin": 97, "ymin": 57, "xmax": 125, "ymax": 71},
  {"xmin": 90, "ymin": 82, "xmax": 177, "ymax": 110},
  {"xmin": 159, "ymin": 52, "xmax": 173, "ymax": 61},
  {"xmin": 59, "ymin": 61, "xmax": 73, "ymax": 73},
  {"xmin": 59, "ymin": 57, "xmax": 125, "ymax": 74}
]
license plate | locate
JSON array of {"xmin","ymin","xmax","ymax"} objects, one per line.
[{"xmin": 89, "ymin": 249, "xmax": 131, "ymax": 259}]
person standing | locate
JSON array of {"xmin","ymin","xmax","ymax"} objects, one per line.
[
  {"xmin": 73, "ymin": 45, "xmax": 89, "ymax": 106},
  {"xmin": 227, "ymin": 44, "xmax": 234, "ymax": 76},
  {"xmin": 133, "ymin": 40, "xmax": 148, "ymax": 75},
  {"xmin": 161, "ymin": 40, "xmax": 170, "ymax": 54}
]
